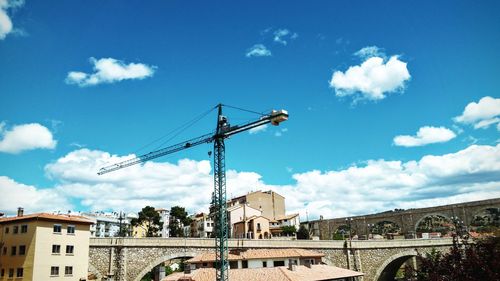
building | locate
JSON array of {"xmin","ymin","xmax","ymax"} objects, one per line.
[
  {"xmin": 156, "ymin": 208, "xmax": 170, "ymax": 238},
  {"xmin": 163, "ymin": 249, "xmax": 363, "ymax": 281},
  {"xmin": 227, "ymin": 190, "xmax": 285, "ymax": 221},
  {"xmin": 233, "ymin": 216, "xmax": 270, "ymax": 239},
  {"xmin": 227, "ymin": 191, "xmax": 300, "ymax": 239},
  {"xmin": 0, "ymin": 208, "xmax": 93, "ymax": 281},
  {"xmin": 189, "ymin": 213, "xmax": 213, "ymax": 238},
  {"xmin": 270, "ymin": 213, "xmax": 300, "ymax": 238},
  {"xmin": 227, "ymin": 204, "xmax": 262, "ymax": 238},
  {"xmin": 80, "ymin": 211, "xmax": 136, "ymax": 237}
]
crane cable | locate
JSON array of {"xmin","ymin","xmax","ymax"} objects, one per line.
[{"xmin": 131, "ymin": 105, "xmax": 218, "ymax": 155}]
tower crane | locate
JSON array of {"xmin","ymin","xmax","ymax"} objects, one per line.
[{"xmin": 97, "ymin": 104, "xmax": 288, "ymax": 281}]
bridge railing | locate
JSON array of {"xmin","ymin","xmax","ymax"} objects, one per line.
[{"xmin": 89, "ymin": 237, "xmax": 454, "ymax": 249}]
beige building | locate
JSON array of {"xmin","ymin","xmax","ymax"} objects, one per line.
[
  {"xmin": 0, "ymin": 209, "xmax": 92, "ymax": 281},
  {"xmin": 228, "ymin": 190, "xmax": 285, "ymax": 221},
  {"xmin": 233, "ymin": 216, "xmax": 270, "ymax": 239}
]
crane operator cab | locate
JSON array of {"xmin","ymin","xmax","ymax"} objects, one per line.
[
  {"xmin": 218, "ymin": 115, "xmax": 231, "ymax": 133},
  {"xmin": 270, "ymin": 109, "xmax": 288, "ymax": 126}
]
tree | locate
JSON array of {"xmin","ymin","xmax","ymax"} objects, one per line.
[
  {"xmin": 297, "ymin": 225, "xmax": 310, "ymax": 240},
  {"xmin": 169, "ymin": 206, "xmax": 192, "ymax": 237},
  {"xmin": 131, "ymin": 206, "xmax": 163, "ymax": 237},
  {"xmin": 281, "ymin": 225, "xmax": 297, "ymax": 236},
  {"xmin": 404, "ymin": 236, "xmax": 500, "ymax": 281}
]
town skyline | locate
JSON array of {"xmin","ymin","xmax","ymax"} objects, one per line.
[{"xmin": 1, "ymin": 1, "xmax": 500, "ymax": 220}]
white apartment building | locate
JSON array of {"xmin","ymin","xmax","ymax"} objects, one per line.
[{"xmin": 80, "ymin": 211, "xmax": 137, "ymax": 237}]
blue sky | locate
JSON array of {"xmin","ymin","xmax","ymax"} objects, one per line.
[{"xmin": 1, "ymin": 0, "xmax": 499, "ymax": 219}]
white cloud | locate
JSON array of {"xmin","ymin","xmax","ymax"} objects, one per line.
[
  {"xmin": 0, "ymin": 0, "xmax": 23, "ymax": 40},
  {"xmin": 2, "ymin": 143, "xmax": 500, "ymax": 220},
  {"xmin": 0, "ymin": 176, "xmax": 71, "ymax": 214},
  {"xmin": 454, "ymin": 96, "xmax": 500, "ymax": 130},
  {"xmin": 0, "ymin": 122, "xmax": 57, "ymax": 154},
  {"xmin": 393, "ymin": 126, "xmax": 456, "ymax": 147},
  {"xmin": 249, "ymin": 124, "xmax": 268, "ymax": 134},
  {"xmin": 354, "ymin": 46, "xmax": 385, "ymax": 59},
  {"xmin": 65, "ymin": 57, "xmax": 156, "ymax": 87},
  {"xmin": 273, "ymin": 29, "xmax": 298, "ymax": 45},
  {"xmin": 330, "ymin": 48, "xmax": 411, "ymax": 102},
  {"xmin": 245, "ymin": 44, "xmax": 271, "ymax": 58}
]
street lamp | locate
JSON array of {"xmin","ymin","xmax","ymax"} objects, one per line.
[
  {"xmin": 367, "ymin": 223, "xmax": 374, "ymax": 240},
  {"xmin": 451, "ymin": 216, "xmax": 467, "ymax": 238}
]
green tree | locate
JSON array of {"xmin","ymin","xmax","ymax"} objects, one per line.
[
  {"xmin": 169, "ymin": 206, "xmax": 192, "ymax": 237},
  {"xmin": 296, "ymin": 225, "xmax": 310, "ymax": 240},
  {"xmin": 281, "ymin": 225, "xmax": 297, "ymax": 236},
  {"xmin": 404, "ymin": 236, "xmax": 500, "ymax": 281},
  {"xmin": 131, "ymin": 206, "xmax": 163, "ymax": 237}
]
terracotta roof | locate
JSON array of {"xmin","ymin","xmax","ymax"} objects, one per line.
[
  {"xmin": 187, "ymin": 249, "xmax": 324, "ymax": 263},
  {"xmin": 276, "ymin": 213, "xmax": 299, "ymax": 221},
  {"xmin": 163, "ymin": 265, "xmax": 363, "ymax": 281},
  {"xmin": 0, "ymin": 213, "xmax": 94, "ymax": 225}
]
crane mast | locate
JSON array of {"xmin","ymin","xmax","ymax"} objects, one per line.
[{"xmin": 98, "ymin": 104, "xmax": 288, "ymax": 281}]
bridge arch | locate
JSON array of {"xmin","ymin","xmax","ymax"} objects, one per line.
[
  {"xmin": 132, "ymin": 251, "xmax": 199, "ymax": 281},
  {"xmin": 370, "ymin": 219, "xmax": 402, "ymax": 236},
  {"xmin": 373, "ymin": 249, "xmax": 418, "ymax": 281},
  {"xmin": 414, "ymin": 213, "xmax": 454, "ymax": 234}
]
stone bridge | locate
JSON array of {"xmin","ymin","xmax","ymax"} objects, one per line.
[
  {"xmin": 305, "ymin": 198, "xmax": 500, "ymax": 239},
  {"xmin": 89, "ymin": 237, "xmax": 454, "ymax": 281}
]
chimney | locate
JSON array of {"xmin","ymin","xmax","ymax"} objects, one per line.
[
  {"xmin": 17, "ymin": 207, "xmax": 24, "ymax": 217},
  {"xmin": 288, "ymin": 259, "xmax": 297, "ymax": 271}
]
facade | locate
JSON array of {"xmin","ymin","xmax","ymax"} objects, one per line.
[
  {"xmin": 189, "ymin": 213, "xmax": 213, "ymax": 238},
  {"xmin": 80, "ymin": 211, "xmax": 136, "ymax": 238},
  {"xmin": 227, "ymin": 204, "xmax": 261, "ymax": 238},
  {"xmin": 0, "ymin": 209, "xmax": 92, "ymax": 281},
  {"xmin": 156, "ymin": 208, "xmax": 170, "ymax": 238},
  {"xmin": 164, "ymin": 249, "xmax": 363, "ymax": 281},
  {"xmin": 233, "ymin": 216, "xmax": 271, "ymax": 239},
  {"xmin": 270, "ymin": 213, "xmax": 300, "ymax": 238},
  {"xmin": 227, "ymin": 191, "xmax": 300, "ymax": 239},
  {"xmin": 227, "ymin": 190, "xmax": 285, "ymax": 221}
]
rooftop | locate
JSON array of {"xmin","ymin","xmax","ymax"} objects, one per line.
[
  {"xmin": 0, "ymin": 213, "xmax": 94, "ymax": 225},
  {"xmin": 164, "ymin": 265, "xmax": 363, "ymax": 281},
  {"xmin": 187, "ymin": 249, "xmax": 324, "ymax": 263}
]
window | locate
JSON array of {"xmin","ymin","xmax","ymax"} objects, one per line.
[
  {"xmin": 52, "ymin": 244, "xmax": 61, "ymax": 254},
  {"xmin": 1, "ymin": 268, "xmax": 4, "ymax": 277},
  {"xmin": 8, "ymin": 268, "xmax": 14, "ymax": 278},
  {"xmin": 2, "ymin": 247, "xmax": 6, "ymax": 255},
  {"xmin": 67, "ymin": 225, "xmax": 75, "ymax": 234},
  {"xmin": 13, "ymin": 225, "xmax": 18, "ymax": 234},
  {"xmin": 4, "ymin": 227, "xmax": 8, "ymax": 234},
  {"xmin": 50, "ymin": 266, "xmax": 59, "ymax": 276},
  {"xmin": 262, "ymin": 261, "xmax": 267, "ymax": 268},
  {"xmin": 19, "ymin": 245, "xmax": 26, "ymax": 255},
  {"xmin": 242, "ymin": 260, "xmax": 248, "ymax": 268},
  {"xmin": 257, "ymin": 223, "xmax": 261, "ymax": 231},
  {"xmin": 16, "ymin": 268, "xmax": 23, "ymax": 278},
  {"xmin": 64, "ymin": 266, "xmax": 73, "ymax": 276},
  {"xmin": 66, "ymin": 245, "xmax": 74, "ymax": 255},
  {"xmin": 229, "ymin": 261, "xmax": 238, "ymax": 269},
  {"xmin": 21, "ymin": 225, "xmax": 28, "ymax": 233},
  {"xmin": 53, "ymin": 224, "xmax": 62, "ymax": 233},
  {"xmin": 11, "ymin": 246, "xmax": 16, "ymax": 256},
  {"xmin": 273, "ymin": 260, "xmax": 285, "ymax": 267}
]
